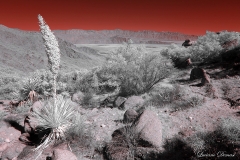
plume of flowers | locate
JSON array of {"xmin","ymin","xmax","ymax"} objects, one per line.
[
  {"xmin": 38, "ymin": 14, "xmax": 60, "ymax": 75},
  {"xmin": 38, "ymin": 14, "xmax": 60, "ymax": 105}
]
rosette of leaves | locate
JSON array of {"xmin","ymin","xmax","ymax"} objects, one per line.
[
  {"xmin": 20, "ymin": 77, "xmax": 42, "ymax": 100},
  {"xmin": 31, "ymin": 96, "xmax": 75, "ymax": 159}
]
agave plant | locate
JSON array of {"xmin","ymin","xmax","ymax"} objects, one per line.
[
  {"xmin": 31, "ymin": 96, "xmax": 75, "ymax": 159},
  {"xmin": 32, "ymin": 14, "xmax": 75, "ymax": 160},
  {"xmin": 20, "ymin": 77, "xmax": 42, "ymax": 101}
]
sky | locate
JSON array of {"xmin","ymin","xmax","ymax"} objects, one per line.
[{"xmin": 0, "ymin": 0, "xmax": 239, "ymax": 35}]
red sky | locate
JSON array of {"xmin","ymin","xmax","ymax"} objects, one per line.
[{"xmin": 0, "ymin": 0, "xmax": 239, "ymax": 35}]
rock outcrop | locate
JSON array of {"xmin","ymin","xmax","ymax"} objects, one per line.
[
  {"xmin": 120, "ymin": 96, "xmax": 144, "ymax": 110},
  {"xmin": 131, "ymin": 110, "xmax": 163, "ymax": 148},
  {"xmin": 190, "ymin": 67, "xmax": 206, "ymax": 80},
  {"xmin": 123, "ymin": 109, "xmax": 138, "ymax": 123}
]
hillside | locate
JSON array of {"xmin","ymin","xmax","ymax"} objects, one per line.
[
  {"xmin": 53, "ymin": 29, "xmax": 198, "ymax": 44},
  {"xmin": 0, "ymin": 25, "xmax": 105, "ymax": 76}
]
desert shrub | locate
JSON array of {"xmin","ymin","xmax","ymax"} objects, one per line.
[
  {"xmin": 218, "ymin": 31, "xmax": 240, "ymax": 50},
  {"xmin": 74, "ymin": 42, "xmax": 173, "ymax": 97},
  {"xmin": 220, "ymin": 117, "xmax": 240, "ymax": 142},
  {"xmin": 153, "ymin": 137, "xmax": 195, "ymax": 160},
  {"xmin": 98, "ymin": 42, "xmax": 173, "ymax": 96},
  {"xmin": 0, "ymin": 74, "xmax": 22, "ymax": 99},
  {"xmin": 66, "ymin": 113, "xmax": 106, "ymax": 159},
  {"xmin": 187, "ymin": 133, "xmax": 206, "ymax": 154},
  {"xmin": 73, "ymin": 66, "xmax": 120, "ymax": 98},
  {"xmin": 185, "ymin": 95, "xmax": 205, "ymax": 108},
  {"xmin": 170, "ymin": 94, "xmax": 205, "ymax": 111},
  {"xmin": 153, "ymin": 119, "xmax": 240, "ymax": 160},
  {"xmin": 0, "ymin": 74, "xmax": 20, "ymax": 85},
  {"xmin": 14, "ymin": 105, "xmax": 30, "ymax": 115},
  {"xmin": 11, "ymin": 100, "xmax": 32, "ymax": 115},
  {"xmin": 74, "ymin": 67, "xmax": 101, "ymax": 94},
  {"xmin": 161, "ymin": 31, "xmax": 240, "ymax": 64},
  {"xmin": 145, "ymin": 84, "xmax": 204, "ymax": 112},
  {"xmin": 188, "ymin": 31, "xmax": 222, "ymax": 62},
  {"xmin": 69, "ymin": 69, "xmax": 89, "ymax": 81},
  {"xmin": 82, "ymin": 90, "xmax": 94, "ymax": 106},
  {"xmin": 150, "ymin": 84, "xmax": 183, "ymax": 106},
  {"xmin": 184, "ymin": 117, "xmax": 240, "ymax": 159},
  {"xmin": 160, "ymin": 43, "xmax": 190, "ymax": 63},
  {"xmin": 59, "ymin": 69, "xmax": 89, "ymax": 94},
  {"xmin": 20, "ymin": 75, "xmax": 43, "ymax": 100},
  {"xmin": 0, "ymin": 82, "xmax": 22, "ymax": 100},
  {"xmin": 18, "ymin": 69, "xmax": 87, "ymax": 100},
  {"xmin": 66, "ymin": 113, "xmax": 93, "ymax": 147},
  {"xmin": 94, "ymin": 68, "xmax": 120, "ymax": 94}
]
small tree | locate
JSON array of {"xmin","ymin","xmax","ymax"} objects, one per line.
[{"xmin": 102, "ymin": 43, "xmax": 173, "ymax": 96}]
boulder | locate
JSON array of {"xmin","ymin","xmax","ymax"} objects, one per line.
[
  {"xmin": 182, "ymin": 39, "xmax": 192, "ymax": 48},
  {"xmin": 20, "ymin": 101, "xmax": 50, "ymax": 144},
  {"xmin": 190, "ymin": 67, "xmax": 205, "ymax": 80},
  {"xmin": 123, "ymin": 109, "xmax": 138, "ymax": 123},
  {"xmin": 201, "ymin": 73, "xmax": 211, "ymax": 85},
  {"xmin": 131, "ymin": 110, "xmax": 163, "ymax": 148},
  {"xmin": 120, "ymin": 96, "xmax": 144, "ymax": 110},
  {"xmin": 114, "ymin": 96, "xmax": 127, "ymax": 108},
  {"xmin": 71, "ymin": 91, "xmax": 84, "ymax": 104},
  {"xmin": 52, "ymin": 149, "xmax": 77, "ymax": 160},
  {"xmin": 24, "ymin": 101, "xmax": 44, "ymax": 134}
]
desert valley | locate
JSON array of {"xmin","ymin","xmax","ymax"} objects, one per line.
[{"xmin": 0, "ymin": 20, "xmax": 239, "ymax": 160}]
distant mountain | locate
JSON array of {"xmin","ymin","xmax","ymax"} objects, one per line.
[
  {"xmin": 53, "ymin": 29, "xmax": 198, "ymax": 44},
  {"xmin": 0, "ymin": 25, "xmax": 198, "ymax": 76},
  {"xmin": 0, "ymin": 25, "xmax": 105, "ymax": 76}
]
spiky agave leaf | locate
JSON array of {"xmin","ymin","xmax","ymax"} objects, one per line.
[
  {"xmin": 31, "ymin": 96, "xmax": 76, "ymax": 159},
  {"xmin": 20, "ymin": 77, "xmax": 42, "ymax": 99},
  {"xmin": 31, "ymin": 96, "xmax": 75, "ymax": 131}
]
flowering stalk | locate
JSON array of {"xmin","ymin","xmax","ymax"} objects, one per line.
[{"xmin": 38, "ymin": 14, "xmax": 60, "ymax": 106}]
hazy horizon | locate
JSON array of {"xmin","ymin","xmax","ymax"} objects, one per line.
[{"xmin": 1, "ymin": 0, "xmax": 240, "ymax": 36}]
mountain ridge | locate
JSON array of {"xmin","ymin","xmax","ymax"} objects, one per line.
[
  {"xmin": 0, "ymin": 25, "xmax": 105, "ymax": 76},
  {"xmin": 0, "ymin": 24, "xmax": 197, "ymax": 76},
  {"xmin": 53, "ymin": 28, "xmax": 198, "ymax": 44},
  {"xmin": 0, "ymin": 25, "xmax": 198, "ymax": 44}
]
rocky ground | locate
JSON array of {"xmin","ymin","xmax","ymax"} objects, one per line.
[{"xmin": 0, "ymin": 63, "xmax": 240, "ymax": 160}]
